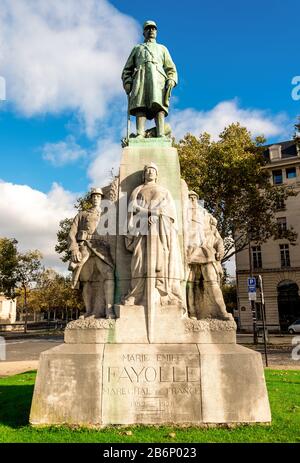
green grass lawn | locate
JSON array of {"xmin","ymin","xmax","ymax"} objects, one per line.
[{"xmin": 0, "ymin": 369, "xmax": 299, "ymax": 443}]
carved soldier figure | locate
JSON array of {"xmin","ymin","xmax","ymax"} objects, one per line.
[
  {"xmin": 186, "ymin": 193, "xmax": 229, "ymax": 320},
  {"xmin": 68, "ymin": 188, "xmax": 115, "ymax": 319},
  {"xmin": 186, "ymin": 190, "xmax": 206, "ymax": 249},
  {"xmin": 122, "ymin": 20, "xmax": 177, "ymax": 138},
  {"xmin": 124, "ymin": 163, "xmax": 183, "ymax": 306}
]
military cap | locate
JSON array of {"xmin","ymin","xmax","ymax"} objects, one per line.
[
  {"xmin": 188, "ymin": 190, "xmax": 199, "ymax": 199},
  {"xmin": 90, "ymin": 187, "xmax": 103, "ymax": 196},
  {"xmin": 144, "ymin": 162, "xmax": 158, "ymax": 173},
  {"xmin": 143, "ymin": 20, "xmax": 157, "ymax": 30}
]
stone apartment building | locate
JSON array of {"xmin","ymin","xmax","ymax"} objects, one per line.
[
  {"xmin": 235, "ymin": 140, "xmax": 300, "ymax": 332},
  {"xmin": 0, "ymin": 294, "xmax": 16, "ymax": 323}
]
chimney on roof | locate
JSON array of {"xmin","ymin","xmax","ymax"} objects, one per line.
[{"xmin": 269, "ymin": 144, "xmax": 282, "ymax": 161}]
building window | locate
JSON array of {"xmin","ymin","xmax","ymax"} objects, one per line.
[
  {"xmin": 252, "ymin": 246, "xmax": 262, "ymax": 269},
  {"xmin": 276, "ymin": 197, "xmax": 285, "ymax": 210},
  {"xmin": 273, "ymin": 170, "xmax": 283, "ymax": 184},
  {"xmin": 280, "ymin": 244, "xmax": 291, "ymax": 268},
  {"xmin": 286, "ymin": 167, "xmax": 297, "ymax": 179},
  {"xmin": 277, "ymin": 217, "xmax": 287, "ymax": 235}
]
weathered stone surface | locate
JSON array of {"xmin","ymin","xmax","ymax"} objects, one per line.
[
  {"xmin": 30, "ymin": 344, "xmax": 104, "ymax": 426},
  {"xmin": 186, "ymin": 191, "xmax": 229, "ymax": 320},
  {"xmin": 30, "ymin": 342, "xmax": 271, "ymax": 426},
  {"xmin": 115, "ymin": 145, "xmax": 185, "ymax": 304},
  {"xmin": 64, "ymin": 306, "xmax": 236, "ymax": 344},
  {"xmin": 66, "ymin": 318, "xmax": 115, "ymax": 330},
  {"xmin": 198, "ymin": 344, "xmax": 271, "ymax": 423},
  {"xmin": 102, "ymin": 344, "xmax": 201, "ymax": 424},
  {"xmin": 64, "ymin": 306, "xmax": 148, "ymax": 344},
  {"xmin": 184, "ymin": 317, "xmax": 237, "ymax": 332},
  {"xmin": 128, "ymin": 138, "xmax": 172, "ymax": 147}
]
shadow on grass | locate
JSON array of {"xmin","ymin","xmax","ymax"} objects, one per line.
[{"xmin": 0, "ymin": 378, "xmax": 34, "ymax": 428}]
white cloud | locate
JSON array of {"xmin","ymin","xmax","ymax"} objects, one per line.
[
  {"xmin": 0, "ymin": 0, "xmax": 139, "ymax": 136},
  {"xmin": 169, "ymin": 100, "xmax": 288, "ymax": 140},
  {"xmin": 88, "ymin": 139, "xmax": 121, "ymax": 187},
  {"xmin": 0, "ymin": 181, "xmax": 77, "ymax": 272},
  {"xmin": 42, "ymin": 135, "xmax": 87, "ymax": 166}
]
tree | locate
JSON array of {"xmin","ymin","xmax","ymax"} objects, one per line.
[
  {"xmin": 55, "ymin": 218, "xmax": 73, "ymax": 263},
  {"xmin": 176, "ymin": 123, "xmax": 297, "ymax": 261},
  {"xmin": 222, "ymin": 282, "xmax": 237, "ymax": 314},
  {"xmin": 22, "ymin": 268, "xmax": 84, "ymax": 321},
  {"xmin": 15, "ymin": 250, "xmax": 42, "ymax": 332},
  {"xmin": 0, "ymin": 238, "xmax": 18, "ymax": 297}
]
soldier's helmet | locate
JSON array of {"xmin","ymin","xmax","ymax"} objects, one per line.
[
  {"xmin": 143, "ymin": 162, "xmax": 158, "ymax": 182},
  {"xmin": 90, "ymin": 187, "xmax": 103, "ymax": 197},
  {"xmin": 144, "ymin": 162, "xmax": 158, "ymax": 174},
  {"xmin": 143, "ymin": 20, "xmax": 157, "ymax": 30},
  {"xmin": 188, "ymin": 190, "xmax": 199, "ymax": 200}
]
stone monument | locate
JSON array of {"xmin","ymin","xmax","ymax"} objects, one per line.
[{"xmin": 30, "ymin": 21, "xmax": 271, "ymax": 426}]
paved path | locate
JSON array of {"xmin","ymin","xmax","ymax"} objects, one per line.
[
  {"xmin": 0, "ymin": 336, "xmax": 62, "ymax": 377},
  {"xmin": 0, "ymin": 361, "xmax": 39, "ymax": 377},
  {"xmin": 252, "ymin": 346, "xmax": 300, "ymax": 369},
  {"xmin": 4, "ymin": 336, "xmax": 63, "ymax": 361}
]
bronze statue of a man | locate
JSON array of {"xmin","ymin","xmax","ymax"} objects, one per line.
[{"xmin": 122, "ymin": 20, "xmax": 178, "ymax": 138}]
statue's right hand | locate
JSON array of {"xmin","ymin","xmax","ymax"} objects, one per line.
[
  {"xmin": 71, "ymin": 251, "xmax": 82, "ymax": 263},
  {"xmin": 148, "ymin": 216, "xmax": 159, "ymax": 225},
  {"xmin": 124, "ymin": 83, "xmax": 132, "ymax": 95}
]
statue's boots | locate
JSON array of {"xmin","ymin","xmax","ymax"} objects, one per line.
[
  {"xmin": 155, "ymin": 111, "xmax": 166, "ymax": 138},
  {"xmin": 136, "ymin": 112, "xmax": 146, "ymax": 138}
]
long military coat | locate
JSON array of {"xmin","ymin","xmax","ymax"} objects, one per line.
[
  {"xmin": 121, "ymin": 41, "xmax": 178, "ymax": 119},
  {"xmin": 68, "ymin": 208, "xmax": 114, "ymax": 287}
]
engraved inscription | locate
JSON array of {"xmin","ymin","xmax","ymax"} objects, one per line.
[
  {"xmin": 102, "ymin": 348, "xmax": 202, "ymax": 423},
  {"xmin": 105, "ymin": 365, "xmax": 200, "ymax": 383}
]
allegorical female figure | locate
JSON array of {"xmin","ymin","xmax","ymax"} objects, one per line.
[{"xmin": 124, "ymin": 163, "xmax": 183, "ymax": 306}]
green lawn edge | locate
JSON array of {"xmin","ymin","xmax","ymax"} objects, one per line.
[{"xmin": 0, "ymin": 369, "xmax": 299, "ymax": 443}]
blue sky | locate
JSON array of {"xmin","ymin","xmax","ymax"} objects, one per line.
[
  {"xmin": 113, "ymin": 0, "xmax": 300, "ymax": 112},
  {"xmin": 0, "ymin": 0, "xmax": 299, "ymax": 270}
]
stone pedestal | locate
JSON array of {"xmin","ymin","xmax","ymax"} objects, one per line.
[
  {"xmin": 30, "ymin": 309, "xmax": 271, "ymax": 426},
  {"xmin": 64, "ymin": 308, "xmax": 237, "ymax": 344},
  {"xmin": 30, "ymin": 340, "xmax": 271, "ymax": 426}
]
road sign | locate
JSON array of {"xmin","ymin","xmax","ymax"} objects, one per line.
[
  {"xmin": 248, "ymin": 277, "xmax": 256, "ymax": 301},
  {"xmin": 248, "ymin": 277, "xmax": 256, "ymax": 289}
]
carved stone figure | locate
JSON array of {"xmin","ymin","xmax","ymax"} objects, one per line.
[
  {"xmin": 121, "ymin": 20, "xmax": 177, "ymax": 138},
  {"xmin": 124, "ymin": 163, "xmax": 183, "ymax": 306},
  {"xmin": 186, "ymin": 191, "xmax": 229, "ymax": 320},
  {"xmin": 68, "ymin": 188, "xmax": 115, "ymax": 319},
  {"xmin": 186, "ymin": 190, "xmax": 206, "ymax": 249}
]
